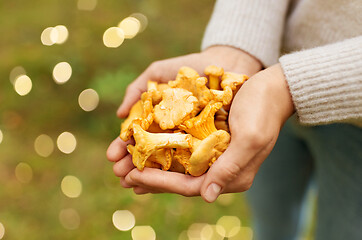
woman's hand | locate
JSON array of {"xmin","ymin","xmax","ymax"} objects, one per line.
[
  {"xmin": 110, "ymin": 64, "xmax": 295, "ymax": 202},
  {"xmin": 107, "ymin": 46, "xmax": 262, "ymax": 191}
]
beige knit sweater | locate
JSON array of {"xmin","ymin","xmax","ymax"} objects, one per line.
[{"xmin": 202, "ymin": 0, "xmax": 362, "ymax": 126}]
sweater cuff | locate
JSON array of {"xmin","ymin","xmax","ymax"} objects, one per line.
[
  {"xmin": 201, "ymin": 0, "xmax": 290, "ymax": 67},
  {"xmin": 280, "ymin": 36, "xmax": 362, "ymax": 125}
]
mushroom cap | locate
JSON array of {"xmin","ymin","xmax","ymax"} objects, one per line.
[
  {"xmin": 168, "ymin": 66, "xmax": 200, "ymax": 97},
  {"xmin": 179, "ymin": 101, "xmax": 222, "ymax": 139},
  {"xmin": 147, "ymin": 148, "xmax": 173, "ymax": 170},
  {"xmin": 147, "ymin": 81, "xmax": 170, "ymax": 105},
  {"xmin": 221, "ymin": 72, "xmax": 248, "ymax": 91},
  {"xmin": 187, "ymin": 130, "xmax": 231, "ymax": 176},
  {"xmin": 154, "ymin": 88, "xmax": 198, "ymax": 130},
  {"xmin": 120, "ymin": 100, "xmax": 143, "ymax": 141},
  {"xmin": 204, "ymin": 65, "xmax": 224, "ymax": 76}
]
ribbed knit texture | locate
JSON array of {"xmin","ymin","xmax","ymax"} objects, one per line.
[
  {"xmin": 201, "ymin": 0, "xmax": 290, "ymax": 67},
  {"xmin": 280, "ymin": 36, "xmax": 362, "ymax": 125}
]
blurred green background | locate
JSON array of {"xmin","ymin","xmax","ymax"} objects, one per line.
[{"xmin": 0, "ymin": 0, "xmax": 258, "ymax": 239}]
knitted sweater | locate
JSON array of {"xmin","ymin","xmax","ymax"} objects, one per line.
[{"xmin": 202, "ymin": 0, "xmax": 362, "ymax": 126}]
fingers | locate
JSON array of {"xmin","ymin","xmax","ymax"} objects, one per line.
[
  {"xmin": 133, "ymin": 186, "xmax": 161, "ymax": 195},
  {"xmin": 106, "ymin": 137, "xmax": 134, "ymax": 162},
  {"xmin": 200, "ymin": 140, "xmax": 256, "ymax": 203},
  {"xmin": 113, "ymin": 154, "xmax": 135, "ymax": 177},
  {"xmin": 125, "ymin": 168, "xmax": 205, "ymax": 197},
  {"xmin": 117, "ymin": 80, "xmax": 146, "ymax": 118}
]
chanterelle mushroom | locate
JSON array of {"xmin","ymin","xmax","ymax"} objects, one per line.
[
  {"xmin": 204, "ymin": 65, "xmax": 224, "ymax": 90},
  {"xmin": 154, "ymin": 88, "xmax": 198, "ymax": 130},
  {"xmin": 221, "ymin": 72, "xmax": 248, "ymax": 93},
  {"xmin": 128, "ymin": 144, "xmax": 172, "ymax": 171},
  {"xmin": 120, "ymin": 100, "xmax": 143, "ymax": 141},
  {"xmin": 147, "ymin": 81, "xmax": 170, "ymax": 105},
  {"xmin": 179, "ymin": 101, "xmax": 223, "ymax": 139},
  {"xmin": 182, "ymin": 130, "xmax": 231, "ymax": 176},
  {"xmin": 119, "ymin": 91, "xmax": 154, "ymax": 141},
  {"xmin": 168, "ymin": 66, "xmax": 200, "ymax": 96},
  {"xmin": 210, "ymin": 86, "xmax": 233, "ymax": 106},
  {"xmin": 130, "ymin": 123, "xmax": 193, "ymax": 170}
]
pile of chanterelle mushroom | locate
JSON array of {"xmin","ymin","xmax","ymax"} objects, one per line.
[{"xmin": 120, "ymin": 66, "xmax": 248, "ymax": 176}]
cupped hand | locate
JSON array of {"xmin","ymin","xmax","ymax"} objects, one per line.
[
  {"xmin": 111, "ymin": 64, "xmax": 295, "ymax": 202},
  {"xmin": 107, "ymin": 46, "xmax": 262, "ymax": 192}
]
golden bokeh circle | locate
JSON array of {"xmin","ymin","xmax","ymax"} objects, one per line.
[
  {"xmin": 59, "ymin": 208, "xmax": 81, "ymax": 230},
  {"xmin": 112, "ymin": 210, "xmax": 135, "ymax": 231},
  {"xmin": 57, "ymin": 132, "xmax": 77, "ymax": 154},
  {"xmin": 15, "ymin": 162, "xmax": 33, "ymax": 184},
  {"xmin": 0, "ymin": 129, "xmax": 3, "ymax": 144},
  {"xmin": 61, "ymin": 175, "xmax": 82, "ymax": 198},
  {"xmin": 34, "ymin": 134, "xmax": 54, "ymax": 157},
  {"xmin": 103, "ymin": 27, "xmax": 125, "ymax": 48},
  {"xmin": 130, "ymin": 13, "xmax": 148, "ymax": 33},
  {"xmin": 118, "ymin": 17, "xmax": 140, "ymax": 39},
  {"xmin": 215, "ymin": 216, "xmax": 241, "ymax": 238},
  {"xmin": 131, "ymin": 226, "xmax": 156, "ymax": 240},
  {"xmin": 187, "ymin": 223, "xmax": 209, "ymax": 239},
  {"xmin": 9, "ymin": 66, "xmax": 26, "ymax": 85},
  {"xmin": 78, "ymin": 88, "xmax": 99, "ymax": 112},
  {"xmin": 0, "ymin": 222, "xmax": 4, "ymax": 239},
  {"xmin": 14, "ymin": 75, "xmax": 32, "ymax": 96},
  {"xmin": 53, "ymin": 62, "xmax": 72, "ymax": 84},
  {"xmin": 54, "ymin": 25, "xmax": 69, "ymax": 44},
  {"xmin": 41, "ymin": 27, "xmax": 56, "ymax": 46}
]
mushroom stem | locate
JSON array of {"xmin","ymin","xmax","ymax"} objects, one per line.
[
  {"xmin": 131, "ymin": 124, "xmax": 193, "ymax": 170},
  {"xmin": 209, "ymin": 76, "xmax": 220, "ymax": 90}
]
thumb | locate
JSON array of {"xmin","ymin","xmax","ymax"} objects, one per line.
[
  {"xmin": 117, "ymin": 78, "xmax": 147, "ymax": 118},
  {"xmin": 200, "ymin": 140, "xmax": 251, "ymax": 203}
]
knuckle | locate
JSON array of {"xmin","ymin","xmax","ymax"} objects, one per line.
[
  {"xmin": 113, "ymin": 163, "xmax": 122, "ymax": 177},
  {"xmin": 244, "ymin": 130, "xmax": 268, "ymax": 150},
  {"xmin": 222, "ymin": 161, "xmax": 243, "ymax": 182},
  {"xmin": 241, "ymin": 174, "xmax": 255, "ymax": 191}
]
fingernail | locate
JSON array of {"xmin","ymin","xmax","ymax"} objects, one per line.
[{"xmin": 204, "ymin": 183, "xmax": 221, "ymax": 202}]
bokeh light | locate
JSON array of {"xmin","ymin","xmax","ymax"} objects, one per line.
[
  {"xmin": 112, "ymin": 210, "xmax": 135, "ymax": 231},
  {"xmin": 57, "ymin": 132, "xmax": 77, "ymax": 154},
  {"xmin": 131, "ymin": 226, "xmax": 156, "ymax": 240},
  {"xmin": 130, "ymin": 13, "xmax": 148, "ymax": 33},
  {"xmin": 187, "ymin": 223, "xmax": 209, "ymax": 239},
  {"xmin": 41, "ymin": 27, "xmax": 56, "ymax": 46},
  {"xmin": 9, "ymin": 66, "xmax": 26, "ymax": 85},
  {"xmin": 59, "ymin": 208, "xmax": 81, "ymax": 230},
  {"xmin": 61, "ymin": 175, "xmax": 82, "ymax": 198},
  {"xmin": 0, "ymin": 129, "xmax": 3, "ymax": 144},
  {"xmin": 0, "ymin": 222, "xmax": 4, "ymax": 239},
  {"xmin": 118, "ymin": 17, "xmax": 140, "ymax": 39},
  {"xmin": 53, "ymin": 62, "xmax": 72, "ymax": 84},
  {"xmin": 77, "ymin": 0, "xmax": 97, "ymax": 11},
  {"xmin": 78, "ymin": 88, "xmax": 99, "ymax": 112},
  {"xmin": 34, "ymin": 134, "xmax": 54, "ymax": 157},
  {"xmin": 14, "ymin": 75, "xmax": 32, "ymax": 96},
  {"xmin": 228, "ymin": 227, "xmax": 253, "ymax": 240},
  {"xmin": 53, "ymin": 25, "xmax": 69, "ymax": 44},
  {"xmin": 216, "ymin": 193, "xmax": 236, "ymax": 206},
  {"xmin": 215, "ymin": 216, "xmax": 241, "ymax": 238},
  {"xmin": 15, "ymin": 162, "xmax": 33, "ymax": 184},
  {"xmin": 103, "ymin": 27, "xmax": 125, "ymax": 48},
  {"xmin": 200, "ymin": 224, "xmax": 224, "ymax": 240}
]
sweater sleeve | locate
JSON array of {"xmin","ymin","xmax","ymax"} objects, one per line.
[
  {"xmin": 279, "ymin": 36, "xmax": 362, "ymax": 126},
  {"xmin": 201, "ymin": 0, "xmax": 290, "ymax": 67}
]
